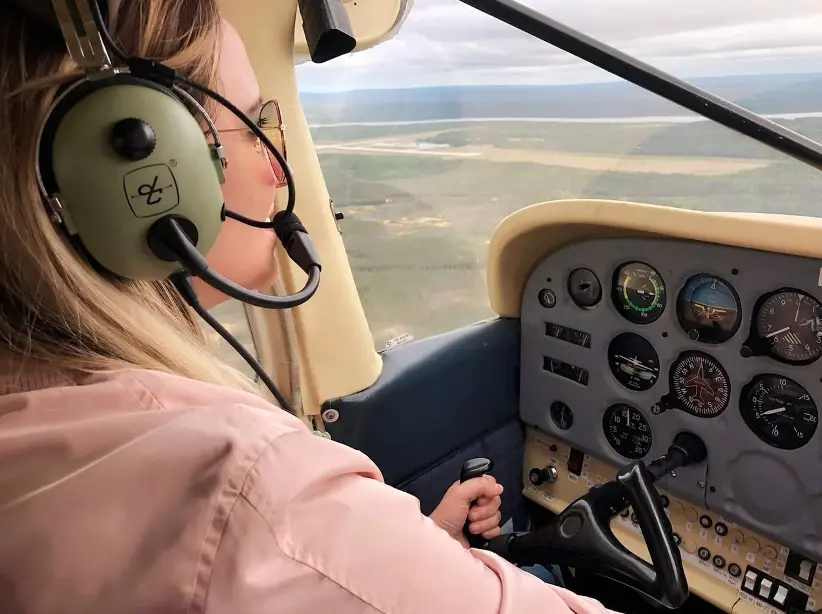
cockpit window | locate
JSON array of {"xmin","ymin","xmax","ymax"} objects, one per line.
[{"xmin": 297, "ymin": 0, "xmax": 822, "ymax": 349}]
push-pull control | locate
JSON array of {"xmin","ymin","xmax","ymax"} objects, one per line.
[{"xmin": 529, "ymin": 466, "xmax": 558, "ymax": 486}]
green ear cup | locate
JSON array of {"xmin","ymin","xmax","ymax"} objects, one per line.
[{"xmin": 50, "ymin": 82, "xmax": 223, "ymax": 280}]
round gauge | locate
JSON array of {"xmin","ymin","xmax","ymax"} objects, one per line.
[
  {"xmin": 740, "ymin": 375, "xmax": 818, "ymax": 450},
  {"xmin": 612, "ymin": 262, "xmax": 666, "ymax": 325},
  {"xmin": 608, "ymin": 333, "xmax": 660, "ymax": 391},
  {"xmin": 677, "ymin": 274, "xmax": 742, "ymax": 344},
  {"xmin": 603, "ymin": 403, "xmax": 653, "ymax": 459},
  {"xmin": 550, "ymin": 401, "xmax": 574, "ymax": 430},
  {"xmin": 568, "ymin": 268, "xmax": 602, "ymax": 308},
  {"xmin": 670, "ymin": 351, "xmax": 730, "ymax": 417},
  {"xmin": 755, "ymin": 290, "xmax": 822, "ymax": 364}
]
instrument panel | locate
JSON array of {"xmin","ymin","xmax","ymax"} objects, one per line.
[{"xmin": 520, "ymin": 237, "xmax": 822, "ymax": 588}]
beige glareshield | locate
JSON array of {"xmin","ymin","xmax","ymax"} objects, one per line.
[{"xmin": 293, "ymin": 0, "xmax": 413, "ymax": 62}]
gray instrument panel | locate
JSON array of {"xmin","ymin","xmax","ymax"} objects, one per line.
[{"xmin": 520, "ymin": 236, "xmax": 822, "ymax": 561}]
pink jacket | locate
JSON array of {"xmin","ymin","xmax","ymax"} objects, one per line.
[{"xmin": 0, "ymin": 368, "xmax": 617, "ymax": 614}]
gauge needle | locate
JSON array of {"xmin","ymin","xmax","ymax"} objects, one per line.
[
  {"xmin": 795, "ymin": 297, "xmax": 803, "ymax": 322},
  {"xmin": 762, "ymin": 407, "xmax": 786, "ymax": 415},
  {"xmin": 766, "ymin": 326, "xmax": 791, "ymax": 338},
  {"xmin": 617, "ymin": 354, "xmax": 657, "ymax": 372}
]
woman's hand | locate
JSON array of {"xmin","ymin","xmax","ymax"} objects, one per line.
[{"xmin": 429, "ymin": 474, "xmax": 504, "ymax": 547}]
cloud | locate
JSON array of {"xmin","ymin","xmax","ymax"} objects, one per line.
[{"xmin": 296, "ymin": 0, "xmax": 822, "ymax": 91}]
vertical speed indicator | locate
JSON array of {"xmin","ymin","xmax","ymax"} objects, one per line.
[
  {"xmin": 612, "ymin": 262, "xmax": 666, "ymax": 325},
  {"xmin": 740, "ymin": 375, "xmax": 818, "ymax": 450}
]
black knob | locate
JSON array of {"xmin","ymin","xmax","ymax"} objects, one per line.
[
  {"xmin": 538, "ymin": 288, "xmax": 557, "ymax": 308},
  {"xmin": 699, "ymin": 515, "xmax": 713, "ymax": 529},
  {"xmin": 460, "ymin": 458, "xmax": 493, "ymax": 483},
  {"xmin": 111, "ymin": 118, "xmax": 156, "ymax": 161},
  {"xmin": 460, "ymin": 458, "xmax": 493, "ymax": 549},
  {"xmin": 670, "ymin": 432, "xmax": 708, "ymax": 465},
  {"xmin": 529, "ymin": 466, "xmax": 558, "ymax": 486}
]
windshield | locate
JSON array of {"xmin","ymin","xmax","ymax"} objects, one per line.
[{"xmin": 296, "ymin": 0, "xmax": 822, "ymax": 349}]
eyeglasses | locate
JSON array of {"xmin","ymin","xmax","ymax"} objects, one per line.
[{"xmin": 220, "ymin": 99, "xmax": 288, "ymax": 188}]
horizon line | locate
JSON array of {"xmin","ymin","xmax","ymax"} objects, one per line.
[{"xmin": 297, "ymin": 70, "xmax": 821, "ymax": 95}]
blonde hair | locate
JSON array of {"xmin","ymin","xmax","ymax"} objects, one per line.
[{"xmin": 0, "ymin": 0, "xmax": 263, "ymax": 395}]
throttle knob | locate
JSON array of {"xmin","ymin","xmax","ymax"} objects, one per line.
[
  {"xmin": 111, "ymin": 117, "xmax": 157, "ymax": 161},
  {"xmin": 460, "ymin": 458, "xmax": 493, "ymax": 549}
]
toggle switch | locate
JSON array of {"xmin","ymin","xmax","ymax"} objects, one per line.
[
  {"xmin": 774, "ymin": 585, "xmax": 789, "ymax": 606},
  {"xmin": 759, "ymin": 578, "xmax": 773, "ymax": 599},
  {"xmin": 799, "ymin": 559, "xmax": 815, "ymax": 582},
  {"xmin": 744, "ymin": 570, "xmax": 757, "ymax": 591},
  {"xmin": 785, "ymin": 550, "xmax": 818, "ymax": 586}
]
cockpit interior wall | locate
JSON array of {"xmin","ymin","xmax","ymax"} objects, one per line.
[
  {"xmin": 324, "ymin": 318, "xmax": 530, "ymax": 531},
  {"xmin": 219, "ymin": 0, "xmax": 385, "ymax": 408},
  {"xmin": 324, "ymin": 318, "xmax": 522, "ymax": 482}
]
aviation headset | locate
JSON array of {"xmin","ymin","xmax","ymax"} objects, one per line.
[{"xmin": 21, "ymin": 0, "xmax": 322, "ymax": 412}]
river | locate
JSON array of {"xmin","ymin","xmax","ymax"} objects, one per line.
[{"xmin": 308, "ymin": 111, "xmax": 822, "ymax": 129}]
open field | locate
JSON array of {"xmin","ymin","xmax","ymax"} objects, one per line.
[
  {"xmin": 318, "ymin": 137, "xmax": 769, "ymax": 175},
  {"xmin": 315, "ymin": 119, "xmax": 822, "ymax": 347}
]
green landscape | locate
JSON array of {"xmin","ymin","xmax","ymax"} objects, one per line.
[
  {"xmin": 208, "ymin": 74, "xmax": 822, "ymax": 365},
  {"xmin": 312, "ymin": 111, "xmax": 822, "ymax": 345}
]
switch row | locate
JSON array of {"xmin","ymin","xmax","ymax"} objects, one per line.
[{"xmin": 741, "ymin": 565, "xmax": 808, "ymax": 612}]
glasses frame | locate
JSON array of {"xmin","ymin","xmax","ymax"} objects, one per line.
[{"xmin": 219, "ymin": 99, "xmax": 288, "ymax": 188}]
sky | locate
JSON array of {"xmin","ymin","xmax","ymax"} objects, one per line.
[{"xmin": 295, "ymin": 0, "xmax": 822, "ymax": 91}]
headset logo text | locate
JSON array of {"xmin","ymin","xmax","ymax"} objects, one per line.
[{"xmin": 123, "ymin": 164, "xmax": 180, "ymax": 218}]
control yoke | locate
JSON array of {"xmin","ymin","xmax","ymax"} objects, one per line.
[{"xmin": 461, "ymin": 432, "xmax": 707, "ymax": 610}]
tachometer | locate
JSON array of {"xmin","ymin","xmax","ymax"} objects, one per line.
[
  {"xmin": 740, "ymin": 375, "xmax": 818, "ymax": 450},
  {"xmin": 669, "ymin": 351, "xmax": 730, "ymax": 418},
  {"xmin": 676, "ymin": 274, "xmax": 741, "ymax": 344},
  {"xmin": 608, "ymin": 332, "xmax": 660, "ymax": 391},
  {"xmin": 754, "ymin": 290, "xmax": 822, "ymax": 364},
  {"xmin": 603, "ymin": 403, "xmax": 653, "ymax": 459},
  {"xmin": 612, "ymin": 262, "xmax": 666, "ymax": 325}
]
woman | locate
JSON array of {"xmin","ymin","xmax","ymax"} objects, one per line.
[{"xmin": 0, "ymin": 1, "xmax": 616, "ymax": 613}]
